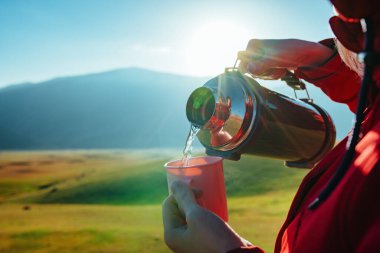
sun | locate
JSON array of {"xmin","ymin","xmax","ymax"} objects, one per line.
[{"xmin": 185, "ymin": 21, "xmax": 251, "ymax": 76}]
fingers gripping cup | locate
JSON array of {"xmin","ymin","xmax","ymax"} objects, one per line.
[{"xmin": 165, "ymin": 156, "xmax": 228, "ymax": 222}]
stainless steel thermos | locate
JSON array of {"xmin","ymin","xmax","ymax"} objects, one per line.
[{"xmin": 186, "ymin": 68, "xmax": 336, "ymax": 168}]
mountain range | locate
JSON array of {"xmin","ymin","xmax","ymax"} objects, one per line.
[{"xmin": 0, "ymin": 68, "xmax": 353, "ymax": 150}]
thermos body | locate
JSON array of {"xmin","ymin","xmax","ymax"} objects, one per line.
[
  {"xmin": 186, "ymin": 69, "xmax": 336, "ymax": 168},
  {"xmin": 232, "ymin": 83, "xmax": 335, "ymax": 168}
]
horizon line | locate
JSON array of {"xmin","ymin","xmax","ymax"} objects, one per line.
[{"xmin": 0, "ymin": 66, "xmax": 213, "ymax": 89}]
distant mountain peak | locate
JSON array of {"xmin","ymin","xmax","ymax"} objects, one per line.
[
  {"xmin": 0, "ymin": 67, "xmax": 211, "ymax": 92},
  {"xmin": 0, "ymin": 68, "xmax": 351, "ymax": 150}
]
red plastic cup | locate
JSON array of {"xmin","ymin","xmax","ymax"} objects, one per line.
[{"xmin": 165, "ymin": 156, "xmax": 228, "ymax": 222}]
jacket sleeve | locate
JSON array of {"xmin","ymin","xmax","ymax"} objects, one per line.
[
  {"xmin": 347, "ymin": 123, "xmax": 380, "ymax": 252},
  {"xmin": 294, "ymin": 39, "xmax": 361, "ymax": 113},
  {"xmin": 351, "ymin": 160, "xmax": 380, "ymax": 253},
  {"xmin": 355, "ymin": 220, "xmax": 380, "ymax": 252},
  {"xmin": 226, "ymin": 245, "xmax": 265, "ymax": 253}
]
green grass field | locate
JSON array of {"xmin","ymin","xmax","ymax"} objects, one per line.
[{"xmin": 0, "ymin": 150, "xmax": 308, "ymax": 252}]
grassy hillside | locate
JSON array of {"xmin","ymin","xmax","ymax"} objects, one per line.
[
  {"xmin": 0, "ymin": 193, "xmax": 296, "ymax": 253},
  {"xmin": 0, "ymin": 151, "xmax": 307, "ymax": 205},
  {"xmin": 0, "ymin": 151, "xmax": 309, "ymax": 252}
]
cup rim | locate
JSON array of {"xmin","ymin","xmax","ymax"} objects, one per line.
[{"xmin": 164, "ymin": 156, "xmax": 223, "ymax": 169}]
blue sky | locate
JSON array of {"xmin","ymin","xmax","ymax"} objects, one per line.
[{"xmin": 0, "ymin": 0, "xmax": 334, "ymax": 87}]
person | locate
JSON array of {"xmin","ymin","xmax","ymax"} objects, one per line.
[{"xmin": 162, "ymin": 0, "xmax": 380, "ymax": 252}]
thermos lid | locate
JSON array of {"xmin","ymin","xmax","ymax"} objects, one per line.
[
  {"xmin": 186, "ymin": 87, "xmax": 215, "ymax": 126},
  {"xmin": 186, "ymin": 69, "xmax": 257, "ymax": 151}
]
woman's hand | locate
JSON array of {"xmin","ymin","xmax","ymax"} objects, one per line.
[
  {"xmin": 238, "ymin": 39, "xmax": 335, "ymax": 79},
  {"xmin": 162, "ymin": 181, "xmax": 251, "ymax": 253}
]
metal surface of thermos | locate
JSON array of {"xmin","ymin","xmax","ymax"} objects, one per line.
[{"xmin": 186, "ymin": 68, "xmax": 336, "ymax": 168}]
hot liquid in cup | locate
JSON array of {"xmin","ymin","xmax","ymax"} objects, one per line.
[{"xmin": 165, "ymin": 156, "xmax": 228, "ymax": 222}]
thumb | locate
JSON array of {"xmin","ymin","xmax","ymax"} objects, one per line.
[{"xmin": 170, "ymin": 180, "xmax": 198, "ymax": 216}]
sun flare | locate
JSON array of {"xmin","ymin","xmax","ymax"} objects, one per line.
[{"xmin": 185, "ymin": 21, "xmax": 251, "ymax": 76}]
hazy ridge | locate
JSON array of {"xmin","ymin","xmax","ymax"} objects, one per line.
[{"xmin": 0, "ymin": 68, "xmax": 353, "ymax": 150}]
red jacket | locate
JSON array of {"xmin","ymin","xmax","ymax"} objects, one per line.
[{"xmin": 229, "ymin": 41, "xmax": 380, "ymax": 252}]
